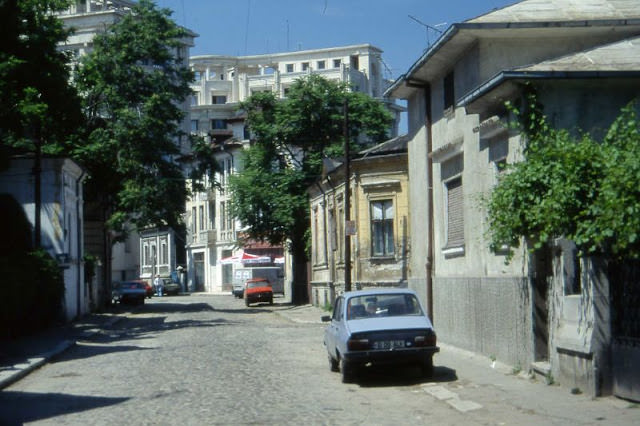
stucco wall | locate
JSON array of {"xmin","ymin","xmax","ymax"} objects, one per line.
[
  {"xmin": 434, "ymin": 275, "xmax": 533, "ymax": 367},
  {"xmin": 405, "ymin": 90, "xmax": 430, "ymax": 306}
]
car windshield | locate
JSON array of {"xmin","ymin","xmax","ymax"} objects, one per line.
[
  {"xmin": 346, "ymin": 293, "xmax": 424, "ymax": 320},
  {"xmin": 247, "ymin": 280, "xmax": 270, "ymax": 289}
]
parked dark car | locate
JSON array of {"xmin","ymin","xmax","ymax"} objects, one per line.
[
  {"xmin": 244, "ymin": 278, "xmax": 273, "ymax": 306},
  {"xmin": 112, "ymin": 281, "xmax": 146, "ymax": 305},
  {"xmin": 163, "ymin": 278, "xmax": 181, "ymax": 296},
  {"xmin": 322, "ymin": 288, "xmax": 439, "ymax": 383}
]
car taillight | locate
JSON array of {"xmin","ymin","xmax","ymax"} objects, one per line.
[
  {"xmin": 347, "ymin": 338, "xmax": 370, "ymax": 351},
  {"xmin": 414, "ymin": 331, "xmax": 437, "ymax": 347}
]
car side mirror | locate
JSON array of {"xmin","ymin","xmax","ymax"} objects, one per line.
[{"xmin": 321, "ymin": 315, "xmax": 331, "ymax": 322}]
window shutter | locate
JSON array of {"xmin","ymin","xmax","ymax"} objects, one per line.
[{"xmin": 447, "ymin": 178, "xmax": 464, "ymax": 246}]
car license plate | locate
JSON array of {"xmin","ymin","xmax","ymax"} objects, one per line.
[{"xmin": 373, "ymin": 340, "xmax": 405, "ymax": 350}]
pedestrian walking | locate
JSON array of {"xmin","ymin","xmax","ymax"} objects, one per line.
[{"xmin": 154, "ymin": 274, "xmax": 163, "ymax": 296}]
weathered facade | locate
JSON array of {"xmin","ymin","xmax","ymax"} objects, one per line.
[
  {"xmin": 388, "ymin": 0, "xmax": 640, "ymax": 398},
  {"xmin": 309, "ymin": 136, "xmax": 410, "ymax": 307}
]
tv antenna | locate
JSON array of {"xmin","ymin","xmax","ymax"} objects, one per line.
[{"xmin": 408, "ymin": 15, "xmax": 446, "ymax": 47}]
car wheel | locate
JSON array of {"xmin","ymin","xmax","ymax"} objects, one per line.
[
  {"xmin": 421, "ymin": 356, "xmax": 434, "ymax": 378},
  {"xmin": 245, "ymin": 298, "xmax": 250, "ymax": 307},
  {"xmin": 328, "ymin": 354, "xmax": 339, "ymax": 372},
  {"xmin": 340, "ymin": 358, "xmax": 354, "ymax": 383},
  {"xmin": 269, "ymin": 297, "xmax": 273, "ymax": 305}
]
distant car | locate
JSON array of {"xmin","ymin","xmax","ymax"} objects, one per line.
[
  {"xmin": 244, "ymin": 278, "xmax": 273, "ymax": 307},
  {"xmin": 322, "ymin": 288, "xmax": 439, "ymax": 383},
  {"xmin": 112, "ymin": 281, "xmax": 146, "ymax": 305},
  {"xmin": 142, "ymin": 280, "xmax": 154, "ymax": 299},
  {"xmin": 163, "ymin": 278, "xmax": 181, "ymax": 296}
]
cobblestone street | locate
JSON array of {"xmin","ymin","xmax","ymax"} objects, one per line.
[{"xmin": 1, "ymin": 294, "xmax": 638, "ymax": 425}]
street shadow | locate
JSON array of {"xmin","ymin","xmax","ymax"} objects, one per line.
[
  {"xmin": 50, "ymin": 343, "xmax": 153, "ymax": 364},
  {"xmin": 87, "ymin": 316, "xmax": 239, "ymax": 346},
  {"xmin": 0, "ymin": 391, "xmax": 129, "ymax": 425},
  {"xmin": 113, "ymin": 301, "xmax": 215, "ymax": 314},
  {"xmin": 356, "ymin": 364, "xmax": 458, "ymax": 388}
]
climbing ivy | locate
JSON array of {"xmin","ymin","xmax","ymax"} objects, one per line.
[{"xmin": 487, "ymin": 95, "xmax": 640, "ymax": 261}]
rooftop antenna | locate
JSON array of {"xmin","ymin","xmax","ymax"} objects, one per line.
[
  {"xmin": 408, "ymin": 15, "xmax": 445, "ymax": 48},
  {"xmin": 244, "ymin": 0, "xmax": 252, "ymax": 55}
]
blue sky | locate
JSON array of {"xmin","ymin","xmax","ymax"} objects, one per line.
[{"xmin": 156, "ymin": 0, "xmax": 517, "ymax": 80}]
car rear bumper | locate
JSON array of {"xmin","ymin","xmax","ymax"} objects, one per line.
[
  {"xmin": 246, "ymin": 291, "xmax": 273, "ymax": 303},
  {"xmin": 343, "ymin": 346, "xmax": 439, "ymax": 365}
]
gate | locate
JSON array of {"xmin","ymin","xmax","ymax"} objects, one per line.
[{"xmin": 610, "ymin": 260, "xmax": 640, "ymax": 401}]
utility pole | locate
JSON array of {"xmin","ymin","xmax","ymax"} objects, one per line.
[
  {"xmin": 34, "ymin": 127, "xmax": 42, "ymax": 249},
  {"xmin": 343, "ymin": 99, "xmax": 351, "ymax": 292}
]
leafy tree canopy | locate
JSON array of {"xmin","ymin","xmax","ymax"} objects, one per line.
[
  {"xmin": 229, "ymin": 74, "xmax": 393, "ymax": 255},
  {"xmin": 73, "ymin": 0, "xmax": 208, "ymax": 237},
  {"xmin": 0, "ymin": 0, "xmax": 82, "ymax": 168},
  {"xmin": 487, "ymin": 93, "xmax": 640, "ymax": 261}
]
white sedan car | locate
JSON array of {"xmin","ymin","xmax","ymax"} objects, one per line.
[{"xmin": 322, "ymin": 288, "xmax": 439, "ymax": 383}]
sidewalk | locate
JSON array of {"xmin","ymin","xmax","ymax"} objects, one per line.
[{"xmin": 0, "ymin": 313, "xmax": 121, "ymax": 390}]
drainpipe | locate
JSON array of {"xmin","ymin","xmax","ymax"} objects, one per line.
[
  {"xmin": 76, "ymin": 169, "xmax": 85, "ymax": 318},
  {"xmin": 343, "ymin": 99, "xmax": 352, "ymax": 292},
  {"xmin": 426, "ymin": 85, "xmax": 434, "ymax": 321}
]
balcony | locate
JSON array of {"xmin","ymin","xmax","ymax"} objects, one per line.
[
  {"xmin": 219, "ymin": 230, "xmax": 236, "ymax": 242},
  {"xmin": 189, "ymin": 229, "xmax": 217, "ymax": 246}
]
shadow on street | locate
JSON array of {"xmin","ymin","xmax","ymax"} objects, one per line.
[
  {"xmin": 356, "ymin": 365, "xmax": 458, "ymax": 388},
  {"xmin": 0, "ymin": 391, "xmax": 129, "ymax": 425}
]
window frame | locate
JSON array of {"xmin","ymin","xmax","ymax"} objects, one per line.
[{"xmin": 370, "ymin": 199, "xmax": 395, "ymax": 258}]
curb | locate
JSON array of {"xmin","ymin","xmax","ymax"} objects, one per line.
[
  {"xmin": 0, "ymin": 315, "xmax": 122, "ymax": 391},
  {"xmin": 0, "ymin": 340, "xmax": 75, "ymax": 390}
]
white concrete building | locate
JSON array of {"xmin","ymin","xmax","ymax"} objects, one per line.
[
  {"xmin": 186, "ymin": 44, "xmax": 399, "ymax": 294},
  {"xmin": 388, "ymin": 0, "xmax": 640, "ymax": 399}
]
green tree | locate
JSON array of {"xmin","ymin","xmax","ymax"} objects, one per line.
[
  {"xmin": 73, "ymin": 0, "xmax": 209, "ymax": 236},
  {"xmin": 486, "ymin": 96, "xmax": 640, "ymax": 261},
  {"xmin": 0, "ymin": 0, "xmax": 82, "ymax": 168},
  {"xmin": 229, "ymin": 74, "xmax": 393, "ymax": 301}
]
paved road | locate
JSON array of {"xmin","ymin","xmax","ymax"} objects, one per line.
[{"xmin": 1, "ymin": 294, "xmax": 638, "ymax": 425}]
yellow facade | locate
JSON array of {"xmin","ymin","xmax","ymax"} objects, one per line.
[{"xmin": 308, "ymin": 137, "xmax": 409, "ymax": 307}]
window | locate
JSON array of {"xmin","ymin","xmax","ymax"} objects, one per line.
[
  {"xmin": 191, "ymin": 207, "xmax": 197, "ymax": 234},
  {"xmin": 332, "ymin": 297, "xmax": 343, "ymax": 321},
  {"xmin": 445, "ymin": 177, "xmax": 464, "ymax": 248},
  {"xmin": 190, "ymin": 119, "xmax": 199, "ymax": 133},
  {"xmin": 333, "ymin": 59, "xmax": 341, "ymax": 68},
  {"xmin": 220, "ymin": 201, "xmax": 227, "ymax": 231},
  {"xmin": 160, "ymin": 238, "xmax": 168, "ymax": 265},
  {"xmin": 286, "ymin": 63, "xmax": 294, "ymax": 73},
  {"xmin": 371, "ymin": 200, "xmax": 394, "ymax": 256},
  {"xmin": 209, "ymin": 201, "xmax": 216, "ymax": 228},
  {"xmin": 317, "ymin": 60, "xmax": 325, "ymax": 70},
  {"xmin": 212, "ymin": 95, "xmax": 227, "ymax": 104},
  {"xmin": 190, "ymin": 95, "xmax": 198, "ymax": 106},
  {"xmin": 199, "ymin": 205, "xmax": 205, "ymax": 231},
  {"xmin": 302, "ymin": 62, "xmax": 309, "ymax": 71},
  {"xmin": 444, "ymin": 71, "xmax": 455, "ymax": 111},
  {"xmin": 350, "ymin": 55, "xmax": 359, "ymax": 70},
  {"xmin": 211, "ymin": 119, "xmax": 227, "ymax": 130}
]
